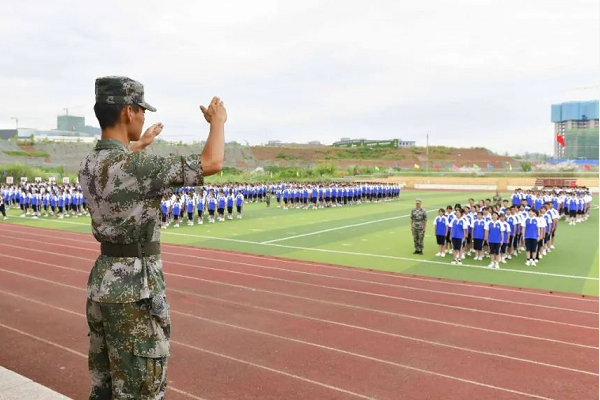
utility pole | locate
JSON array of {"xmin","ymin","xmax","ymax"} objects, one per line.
[
  {"xmin": 10, "ymin": 117, "xmax": 18, "ymax": 129},
  {"xmin": 426, "ymin": 133, "xmax": 429, "ymax": 173}
]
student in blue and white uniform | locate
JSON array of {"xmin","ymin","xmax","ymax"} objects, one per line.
[
  {"xmin": 449, "ymin": 208, "xmax": 467, "ymax": 265},
  {"xmin": 217, "ymin": 190, "xmax": 226, "ymax": 221},
  {"xmin": 484, "ymin": 212, "xmax": 503, "ymax": 269},
  {"xmin": 160, "ymin": 197, "xmax": 169, "ymax": 229},
  {"xmin": 226, "ymin": 192, "xmax": 235, "ymax": 220},
  {"xmin": 444, "ymin": 205, "xmax": 456, "ymax": 254},
  {"xmin": 433, "ymin": 209, "xmax": 449, "ymax": 257},
  {"xmin": 499, "ymin": 213, "xmax": 511, "ymax": 264},
  {"xmin": 172, "ymin": 197, "xmax": 181, "ymax": 228},
  {"xmin": 235, "ymin": 191, "xmax": 244, "ymax": 219},
  {"xmin": 186, "ymin": 196, "xmax": 195, "ymax": 226},
  {"xmin": 505, "ymin": 207, "xmax": 518, "ymax": 259},
  {"xmin": 471, "ymin": 212, "xmax": 487, "ymax": 261},
  {"xmin": 522, "ymin": 209, "xmax": 542, "ymax": 266},
  {"xmin": 207, "ymin": 191, "xmax": 217, "ymax": 223},
  {"xmin": 196, "ymin": 191, "xmax": 205, "ymax": 225}
]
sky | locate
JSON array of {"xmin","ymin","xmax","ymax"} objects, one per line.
[{"xmin": 0, "ymin": 0, "xmax": 598, "ymax": 155}]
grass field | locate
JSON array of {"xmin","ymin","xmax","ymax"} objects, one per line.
[{"xmin": 2, "ymin": 190, "xmax": 598, "ymax": 296}]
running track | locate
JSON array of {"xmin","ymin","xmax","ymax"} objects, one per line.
[{"xmin": 0, "ymin": 223, "xmax": 598, "ymax": 400}]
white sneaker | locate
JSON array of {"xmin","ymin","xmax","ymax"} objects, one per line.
[
  {"xmin": 507, "ymin": 255, "xmax": 512, "ymax": 260},
  {"xmin": 526, "ymin": 260, "xmax": 531, "ymax": 266},
  {"xmin": 451, "ymin": 260, "xmax": 459, "ymax": 265},
  {"xmin": 174, "ymin": 224, "xmax": 179, "ymax": 228},
  {"xmin": 494, "ymin": 263, "xmax": 500, "ymax": 269},
  {"xmin": 435, "ymin": 252, "xmax": 441, "ymax": 257},
  {"xmin": 441, "ymin": 252, "xmax": 446, "ymax": 258},
  {"xmin": 533, "ymin": 260, "xmax": 538, "ymax": 266},
  {"xmin": 501, "ymin": 259, "xmax": 507, "ymax": 264},
  {"xmin": 488, "ymin": 263, "xmax": 495, "ymax": 268},
  {"xmin": 19, "ymin": 214, "xmax": 25, "ymax": 218},
  {"xmin": 461, "ymin": 254, "xmax": 466, "ymax": 260},
  {"xmin": 2, "ymin": 217, "xmax": 7, "ymax": 220},
  {"xmin": 32, "ymin": 216, "xmax": 38, "ymax": 219}
]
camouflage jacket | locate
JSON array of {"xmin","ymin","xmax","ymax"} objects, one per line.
[
  {"xmin": 411, "ymin": 207, "xmax": 427, "ymax": 229},
  {"xmin": 79, "ymin": 139, "xmax": 203, "ymax": 303}
]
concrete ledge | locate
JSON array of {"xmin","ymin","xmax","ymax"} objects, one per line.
[{"xmin": 0, "ymin": 367, "xmax": 72, "ymax": 400}]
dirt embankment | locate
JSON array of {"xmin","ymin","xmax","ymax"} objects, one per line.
[{"xmin": 251, "ymin": 146, "xmax": 516, "ymax": 169}]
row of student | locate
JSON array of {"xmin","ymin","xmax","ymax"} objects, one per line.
[
  {"xmin": 1, "ymin": 183, "xmax": 88, "ymax": 219},
  {"xmin": 160, "ymin": 188, "xmax": 245, "ymax": 228},
  {"xmin": 509, "ymin": 188, "xmax": 592, "ymax": 219},
  {"xmin": 174, "ymin": 182, "xmax": 401, "ymax": 210},
  {"xmin": 433, "ymin": 201, "xmax": 561, "ymax": 269}
]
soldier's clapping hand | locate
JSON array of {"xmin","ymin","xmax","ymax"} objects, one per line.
[{"xmin": 200, "ymin": 97, "xmax": 227, "ymax": 124}]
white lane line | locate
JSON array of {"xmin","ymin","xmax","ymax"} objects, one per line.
[
  {"xmin": 0, "ymin": 289, "xmax": 567, "ymax": 399},
  {"xmin": 2, "ymin": 286, "xmax": 595, "ymax": 377},
  {"xmin": 2, "ymin": 233, "xmax": 592, "ymax": 316},
  {"xmin": 8, "ymin": 226, "xmax": 593, "ymax": 306},
  {"xmin": 0, "ymin": 295, "xmax": 374, "ymax": 400},
  {"xmin": 2, "ymin": 218, "xmax": 598, "ymax": 282},
  {"xmin": 0, "ymin": 261, "xmax": 597, "ymax": 351},
  {"xmin": 170, "ymin": 289, "xmax": 600, "ymax": 376},
  {"xmin": 261, "ymin": 207, "xmax": 440, "ymax": 244},
  {"xmin": 2, "ymin": 243, "xmax": 595, "ymax": 330}
]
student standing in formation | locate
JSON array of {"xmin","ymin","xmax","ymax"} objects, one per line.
[
  {"xmin": 449, "ymin": 208, "xmax": 467, "ymax": 265},
  {"xmin": 433, "ymin": 208, "xmax": 449, "ymax": 257},
  {"xmin": 217, "ymin": 190, "xmax": 226, "ymax": 221},
  {"xmin": 226, "ymin": 191, "xmax": 235, "ymax": 220},
  {"xmin": 207, "ymin": 191, "xmax": 217, "ymax": 223},
  {"xmin": 522, "ymin": 209, "xmax": 541, "ymax": 266},
  {"xmin": 186, "ymin": 195, "xmax": 195, "ymax": 226},
  {"xmin": 484, "ymin": 212, "xmax": 503, "ymax": 269},
  {"xmin": 471, "ymin": 212, "xmax": 486, "ymax": 261},
  {"xmin": 196, "ymin": 191, "xmax": 205, "ymax": 225},
  {"xmin": 172, "ymin": 197, "xmax": 181, "ymax": 228},
  {"xmin": 235, "ymin": 190, "xmax": 244, "ymax": 219},
  {"xmin": 499, "ymin": 213, "xmax": 511, "ymax": 264}
]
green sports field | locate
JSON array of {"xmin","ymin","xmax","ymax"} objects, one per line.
[{"xmin": 2, "ymin": 190, "xmax": 598, "ymax": 296}]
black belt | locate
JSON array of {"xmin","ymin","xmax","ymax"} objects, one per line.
[{"xmin": 100, "ymin": 241, "xmax": 161, "ymax": 258}]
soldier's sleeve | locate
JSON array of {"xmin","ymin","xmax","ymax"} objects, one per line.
[
  {"xmin": 423, "ymin": 210, "xmax": 428, "ymax": 221},
  {"xmin": 410, "ymin": 209, "xmax": 415, "ymax": 221},
  {"xmin": 133, "ymin": 152, "xmax": 203, "ymax": 198}
]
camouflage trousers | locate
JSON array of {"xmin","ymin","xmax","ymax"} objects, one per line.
[
  {"xmin": 412, "ymin": 228, "xmax": 424, "ymax": 252},
  {"xmin": 86, "ymin": 298, "xmax": 171, "ymax": 400}
]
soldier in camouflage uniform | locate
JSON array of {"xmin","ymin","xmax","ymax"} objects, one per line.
[
  {"xmin": 493, "ymin": 190, "xmax": 502, "ymax": 207},
  {"xmin": 79, "ymin": 76, "xmax": 226, "ymax": 399},
  {"xmin": 410, "ymin": 198, "xmax": 427, "ymax": 254}
]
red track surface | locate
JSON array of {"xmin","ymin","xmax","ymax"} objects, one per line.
[{"xmin": 0, "ymin": 223, "xmax": 598, "ymax": 400}]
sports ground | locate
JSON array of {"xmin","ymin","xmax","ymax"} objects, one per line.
[
  {"xmin": 1, "ymin": 190, "xmax": 598, "ymax": 296},
  {"xmin": 0, "ymin": 189, "xmax": 598, "ymax": 399}
]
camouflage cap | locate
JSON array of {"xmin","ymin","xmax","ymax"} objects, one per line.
[
  {"xmin": 415, "ymin": 199, "xmax": 422, "ymax": 204},
  {"xmin": 95, "ymin": 76, "xmax": 156, "ymax": 112}
]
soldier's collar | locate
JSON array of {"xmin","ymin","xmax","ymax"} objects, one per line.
[{"xmin": 95, "ymin": 138, "xmax": 129, "ymax": 151}]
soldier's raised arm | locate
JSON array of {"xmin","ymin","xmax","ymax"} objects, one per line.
[{"xmin": 133, "ymin": 97, "xmax": 226, "ymax": 197}]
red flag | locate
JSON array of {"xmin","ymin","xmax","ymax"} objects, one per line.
[
  {"xmin": 433, "ymin": 164, "xmax": 440, "ymax": 170},
  {"xmin": 556, "ymin": 133, "xmax": 566, "ymax": 147},
  {"xmin": 584, "ymin": 164, "xmax": 591, "ymax": 170}
]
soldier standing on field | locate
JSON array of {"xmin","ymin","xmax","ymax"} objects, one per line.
[
  {"xmin": 79, "ymin": 76, "xmax": 226, "ymax": 399},
  {"xmin": 493, "ymin": 190, "xmax": 502, "ymax": 207},
  {"xmin": 411, "ymin": 198, "xmax": 427, "ymax": 254}
]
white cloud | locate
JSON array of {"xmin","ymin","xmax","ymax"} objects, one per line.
[{"xmin": 0, "ymin": 0, "xmax": 597, "ymax": 155}]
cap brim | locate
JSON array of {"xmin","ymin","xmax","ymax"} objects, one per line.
[{"xmin": 138, "ymin": 101, "xmax": 157, "ymax": 112}]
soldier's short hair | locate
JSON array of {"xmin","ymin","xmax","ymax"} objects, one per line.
[{"xmin": 94, "ymin": 103, "xmax": 140, "ymax": 130}]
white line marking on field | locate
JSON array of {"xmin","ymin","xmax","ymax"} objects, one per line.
[
  {"xmin": 261, "ymin": 207, "xmax": 440, "ymax": 244},
  {"xmin": 2, "ymin": 243, "xmax": 594, "ymax": 330},
  {"xmin": 1, "ymin": 233, "xmax": 595, "ymax": 316},
  {"xmin": 2, "ymin": 215, "xmax": 599, "ymax": 281},
  {"xmin": 0, "ymin": 264, "xmax": 596, "ymax": 350}
]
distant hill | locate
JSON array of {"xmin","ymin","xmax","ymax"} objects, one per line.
[{"xmin": 0, "ymin": 139, "xmax": 517, "ymax": 173}]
